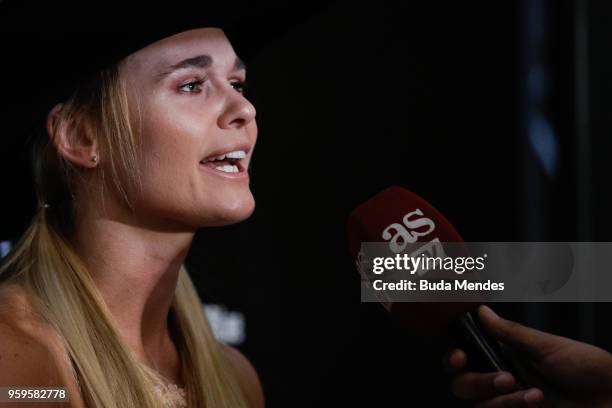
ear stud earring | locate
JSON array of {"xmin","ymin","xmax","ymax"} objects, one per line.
[{"xmin": 91, "ymin": 154, "xmax": 98, "ymax": 164}]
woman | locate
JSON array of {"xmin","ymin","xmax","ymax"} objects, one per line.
[{"xmin": 0, "ymin": 17, "xmax": 264, "ymax": 408}]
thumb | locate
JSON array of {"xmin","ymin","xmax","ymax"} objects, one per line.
[{"xmin": 477, "ymin": 305, "xmax": 559, "ymax": 360}]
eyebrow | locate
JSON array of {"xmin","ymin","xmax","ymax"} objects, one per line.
[{"xmin": 156, "ymin": 54, "xmax": 246, "ymax": 81}]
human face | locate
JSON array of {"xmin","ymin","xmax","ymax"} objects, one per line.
[{"xmin": 120, "ymin": 28, "xmax": 257, "ymax": 229}]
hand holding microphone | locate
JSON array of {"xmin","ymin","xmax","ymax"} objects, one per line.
[{"xmin": 446, "ymin": 305, "xmax": 612, "ymax": 407}]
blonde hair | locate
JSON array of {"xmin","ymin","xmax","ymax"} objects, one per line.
[{"xmin": 0, "ymin": 62, "xmax": 249, "ymax": 407}]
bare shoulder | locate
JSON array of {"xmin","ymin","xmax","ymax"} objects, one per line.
[
  {"xmin": 220, "ymin": 342, "xmax": 265, "ymax": 408},
  {"xmin": 0, "ymin": 284, "xmax": 86, "ymax": 407}
]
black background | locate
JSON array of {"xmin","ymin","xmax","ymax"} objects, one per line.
[{"xmin": 2, "ymin": 1, "xmax": 612, "ymax": 406}]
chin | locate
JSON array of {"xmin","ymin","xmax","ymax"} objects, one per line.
[{"xmin": 202, "ymin": 193, "xmax": 256, "ymax": 227}]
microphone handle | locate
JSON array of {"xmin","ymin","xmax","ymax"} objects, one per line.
[{"xmin": 454, "ymin": 311, "xmax": 527, "ymax": 389}]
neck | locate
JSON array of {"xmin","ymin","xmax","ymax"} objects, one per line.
[{"xmin": 73, "ymin": 201, "xmax": 195, "ymax": 379}]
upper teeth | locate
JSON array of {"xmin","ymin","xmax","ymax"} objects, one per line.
[
  {"xmin": 226, "ymin": 150, "xmax": 246, "ymax": 159},
  {"xmin": 201, "ymin": 150, "xmax": 246, "ymax": 163}
]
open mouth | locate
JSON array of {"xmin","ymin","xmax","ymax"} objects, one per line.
[{"xmin": 199, "ymin": 150, "xmax": 247, "ymax": 174}]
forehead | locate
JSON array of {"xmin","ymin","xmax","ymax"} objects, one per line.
[{"xmin": 122, "ymin": 27, "xmax": 239, "ymax": 76}]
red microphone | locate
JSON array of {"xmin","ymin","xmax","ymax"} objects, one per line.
[{"xmin": 348, "ymin": 186, "xmax": 526, "ymax": 380}]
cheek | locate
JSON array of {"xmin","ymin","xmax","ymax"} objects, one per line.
[
  {"xmin": 136, "ymin": 100, "xmax": 208, "ymax": 197},
  {"xmin": 140, "ymin": 95, "xmax": 212, "ymax": 166}
]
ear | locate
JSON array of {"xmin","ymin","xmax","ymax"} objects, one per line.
[{"xmin": 46, "ymin": 103, "xmax": 99, "ymax": 169}]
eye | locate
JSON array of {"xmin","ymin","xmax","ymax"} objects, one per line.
[
  {"xmin": 231, "ymin": 80, "xmax": 248, "ymax": 95},
  {"xmin": 178, "ymin": 78, "xmax": 206, "ymax": 94}
]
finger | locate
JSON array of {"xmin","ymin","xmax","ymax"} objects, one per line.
[
  {"xmin": 477, "ymin": 305, "xmax": 559, "ymax": 359},
  {"xmin": 451, "ymin": 371, "xmax": 516, "ymax": 400},
  {"xmin": 498, "ymin": 342, "xmax": 539, "ymax": 388},
  {"xmin": 443, "ymin": 349, "xmax": 467, "ymax": 373},
  {"xmin": 474, "ymin": 388, "xmax": 544, "ymax": 408}
]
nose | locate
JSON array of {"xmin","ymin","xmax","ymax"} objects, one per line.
[{"xmin": 217, "ymin": 85, "xmax": 257, "ymax": 130}]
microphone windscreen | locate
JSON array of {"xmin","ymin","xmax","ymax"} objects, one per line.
[
  {"xmin": 347, "ymin": 186, "xmax": 475, "ymax": 336},
  {"xmin": 347, "ymin": 186, "xmax": 463, "ymax": 260}
]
